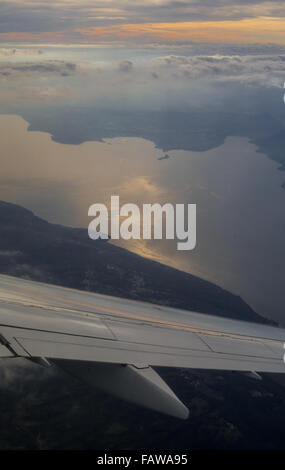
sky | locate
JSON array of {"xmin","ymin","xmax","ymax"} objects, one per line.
[{"xmin": 0, "ymin": 0, "xmax": 285, "ymax": 45}]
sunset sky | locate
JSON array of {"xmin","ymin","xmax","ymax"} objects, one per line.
[{"xmin": 0, "ymin": 0, "xmax": 285, "ymax": 45}]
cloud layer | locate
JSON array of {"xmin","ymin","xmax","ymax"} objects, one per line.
[
  {"xmin": 151, "ymin": 54, "xmax": 285, "ymax": 86},
  {"xmin": 0, "ymin": 1, "xmax": 285, "ymax": 45},
  {"xmin": 1, "ymin": 51, "xmax": 285, "ymax": 93}
]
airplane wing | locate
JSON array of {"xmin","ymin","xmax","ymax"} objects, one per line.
[{"xmin": 0, "ymin": 273, "xmax": 284, "ymax": 419}]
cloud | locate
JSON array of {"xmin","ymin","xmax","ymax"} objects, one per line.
[
  {"xmin": 0, "ymin": 48, "xmax": 284, "ymax": 100},
  {"xmin": 151, "ymin": 54, "xmax": 285, "ymax": 87},
  {"xmin": 80, "ymin": 50, "xmax": 285, "ymax": 88},
  {"xmin": 0, "ymin": 47, "xmax": 44, "ymax": 57},
  {"xmin": 0, "ymin": 250, "xmax": 22, "ymax": 256},
  {"xmin": 0, "ymin": 1, "xmax": 285, "ymax": 45},
  {"xmin": 75, "ymin": 17, "xmax": 285, "ymax": 45},
  {"xmin": 0, "ymin": 358, "xmax": 56, "ymax": 390},
  {"xmin": 1, "ymin": 1, "xmax": 285, "ymax": 28},
  {"xmin": 118, "ymin": 60, "xmax": 133, "ymax": 72},
  {"xmin": 0, "ymin": 60, "xmax": 78, "ymax": 80}
]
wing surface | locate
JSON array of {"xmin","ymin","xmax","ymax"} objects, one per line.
[{"xmin": 0, "ymin": 274, "xmax": 284, "ymax": 418}]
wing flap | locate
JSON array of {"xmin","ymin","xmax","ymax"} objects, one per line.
[
  {"xmin": 3, "ymin": 324, "xmax": 284, "ymax": 374},
  {"xmin": 199, "ymin": 333, "xmax": 281, "ymax": 359}
]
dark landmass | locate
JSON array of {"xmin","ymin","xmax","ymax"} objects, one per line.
[
  {"xmin": 0, "ymin": 200, "xmax": 269, "ymax": 323},
  {"xmin": 17, "ymin": 96, "xmax": 285, "ymax": 172},
  {"xmin": 1, "ymin": 359, "xmax": 285, "ymax": 450},
  {"xmin": 1, "ymin": 200, "xmax": 285, "ymax": 450}
]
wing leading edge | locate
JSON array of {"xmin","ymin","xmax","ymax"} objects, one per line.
[{"xmin": 0, "ymin": 274, "xmax": 284, "ymax": 419}]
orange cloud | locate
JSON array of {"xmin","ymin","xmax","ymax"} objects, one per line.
[
  {"xmin": 75, "ymin": 17, "xmax": 285, "ymax": 44},
  {"xmin": 1, "ymin": 17, "xmax": 285, "ymax": 44}
]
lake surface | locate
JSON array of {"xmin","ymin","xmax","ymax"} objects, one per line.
[{"xmin": 0, "ymin": 114, "xmax": 284, "ymax": 324}]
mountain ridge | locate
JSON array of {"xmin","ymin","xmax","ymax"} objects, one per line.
[{"xmin": 0, "ymin": 200, "xmax": 272, "ymax": 325}]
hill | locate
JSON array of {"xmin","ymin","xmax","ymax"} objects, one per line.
[{"xmin": 0, "ymin": 200, "xmax": 270, "ymax": 324}]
